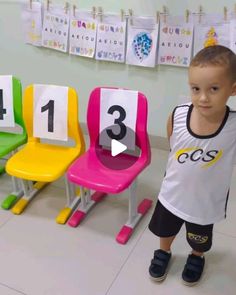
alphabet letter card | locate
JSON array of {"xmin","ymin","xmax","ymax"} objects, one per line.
[
  {"xmin": 42, "ymin": 4, "xmax": 69, "ymax": 53},
  {"xmin": 69, "ymin": 10, "xmax": 97, "ymax": 58},
  {"xmin": 158, "ymin": 16, "xmax": 193, "ymax": 67},
  {"xmin": 95, "ymin": 14, "xmax": 127, "ymax": 63}
]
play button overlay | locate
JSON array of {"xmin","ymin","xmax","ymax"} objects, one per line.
[
  {"xmin": 95, "ymin": 126, "xmax": 139, "ymax": 170},
  {"xmin": 111, "ymin": 139, "xmax": 127, "ymax": 156}
]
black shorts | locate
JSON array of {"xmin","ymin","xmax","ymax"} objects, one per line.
[{"xmin": 149, "ymin": 200, "xmax": 214, "ymax": 252}]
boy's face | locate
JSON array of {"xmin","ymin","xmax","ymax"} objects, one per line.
[{"xmin": 188, "ymin": 65, "xmax": 236, "ymax": 117}]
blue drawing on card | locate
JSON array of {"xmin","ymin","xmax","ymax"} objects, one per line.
[{"xmin": 132, "ymin": 32, "xmax": 153, "ymax": 61}]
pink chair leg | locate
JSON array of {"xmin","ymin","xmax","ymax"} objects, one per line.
[
  {"xmin": 138, "ymin": 198, "xmax": 153, "ymax": 214},
  {"xmin": 116, "ymin": 198, "xmax": 153, "ymax": 244},
  {"xmin": 116, "ymin": 226, "xmax": 133, "ymax": 244},
  {"xmin": 68, "ymin": 191, "xmax": 107, "ymax": 227},
  {"xmin": 68, "ymin": 210, "xmax": 86, "ymax": 227}
]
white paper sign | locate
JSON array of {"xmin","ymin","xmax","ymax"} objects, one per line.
[
  {"xmin": 194, "ymin": 22, "xmax": 231, "ymax": 56},
  {"xmin": 42, "ymin": 6, "xmax": 69, "ymax": 52},
  {"xmin": 69, "ymin": 11, "xmax": 97, "ymax": 58},
  {"xmin": 99, "ymin": 88, "xmax": 138, "ymax": 150},
  {"xmin": 95, "ymin": 15, "xmax": 126, "ymax": 63},
  {"xmin": 33, "ymin": 85, "xmax": 68, "ymax": 141},
  {"xmin": 21, "ymin": 2, "xmax": 42, "ymax": 46},
  {"xmin": 230, "ymin": 19, "xmax": 236, "ymax": 54},
  {"xmin": 0, "ymin": 76, "xmax": 15, "ymax": 128},
  {"xmin": 158, "ymin": 21, "xmax": 194, "ymax": 67},
  {"xmin": 126, "ymin": 17, "xmax": 159, "ymax": 68}
]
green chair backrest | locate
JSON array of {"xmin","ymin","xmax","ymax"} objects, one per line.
[{"xmin": 12, "ymin": 77, "xmax": 26, "ymax": 135}]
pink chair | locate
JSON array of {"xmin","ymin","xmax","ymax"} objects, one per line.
[{"xmin": 67, "ymin": 87, "xmax": 152, "ymax": 244}]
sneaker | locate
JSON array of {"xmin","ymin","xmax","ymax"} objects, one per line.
[
  {"xmin": 149, "ymin": 249, "xmax": 172, "ymax": 282},
  {"xmin": 182, "ymin": 254, "xmax": 205, "ymax": 286}
]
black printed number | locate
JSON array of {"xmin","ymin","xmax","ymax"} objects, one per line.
[
  {"xmin": 106, "ymin": 105, "xmax": 127, "ymax": 140},
  {"xmin": 0, "ymin": 89, "xmax": 7, "ymax": 120},
  {"xmin": 41, "ymin": 100, "xmax": 54, "ymax": 133}
]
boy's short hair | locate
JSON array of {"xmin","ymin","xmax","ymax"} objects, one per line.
[{"xmin": 190, "ymin": 45, "xmax": 236, "ymax": 82}]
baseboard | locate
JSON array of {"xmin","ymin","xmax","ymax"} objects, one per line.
[{"xmin": 80, "ymin": 123, "xmax": 169, "ymax": 151}]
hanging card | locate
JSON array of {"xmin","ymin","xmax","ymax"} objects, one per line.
[{"xmin": 95, "ymin": 14, "xmax": 126, "ymax": 63}]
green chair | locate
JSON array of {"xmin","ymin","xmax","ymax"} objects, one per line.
[{"xmin": 0, "ymin": 77, "xmax": 27, "ymax": 209}]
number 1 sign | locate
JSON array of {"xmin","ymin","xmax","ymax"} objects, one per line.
[
  {"xmin": 33, "ymin": 85, "xmax": 68, "ymax": 141},
  {"xmin": 99, "ymin": 88, "xmax": 138, "ymax": 151},
  {"xmin": 0, "ymin": 76, "xmax": 15, "ymax": 128}
]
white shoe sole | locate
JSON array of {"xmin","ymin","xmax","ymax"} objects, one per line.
[{"xmin": 150, "ymin": 272, "xmax": 168, "ymax": 282}]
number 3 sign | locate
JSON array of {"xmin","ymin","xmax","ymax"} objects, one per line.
[
  {"xmin": 99, "ymin": 88, "xmax": 138, "ymax": 151},
  {"xmin": 33, "ymin": 85, "xmax": 68, "ymax": 141},
  {"xmin": 0, "ymin": 75, "xmax": 15, "ymax": 128}
]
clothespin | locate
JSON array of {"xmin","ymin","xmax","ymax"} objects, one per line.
[
  {"xmin": 185, "ymin": 9, "xmax": 190, "ymax": 23},
  {"xmin": 121, "ymin": 9, "xmax": 125, "ymax": 22},
  {"xmin": 92, "ymin": 6, "xmax": 96, "ymax": 19},
  {"xmin": 198, "ymin": 5, "xmax": 203, "ymax": 23},
  {"xmin": 47, "ymin": 0, "xmax": 50, "ymax": 12},
  {"xmin": 128, "ymin": 9, "xmax": 133, "ymax": 25},
  {"xmin": 64, "ymin": 2, "xmax": 69, "ymax": 15},
  {"xmin": 156, "ymin": 11, "xmax": 160, "ymax": 24},
  {"xmin": 98, "ymin": 6, "xmax": 103, "ymax": 22},
  {"xmin": 163, "ymin": 6, "xmax": 168, "ymax": 23},
  {"xmin": 73, "ymin": 4, "xmax": 76, "ymax": 17},
  {"xmin": 29, "ymin": 0, "xmax": 32, "ymax": 9},
  {"xmin": 224, "ymin": 6, "xmax": 228, "ymax": 21}
]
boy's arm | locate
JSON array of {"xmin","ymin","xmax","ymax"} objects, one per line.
[{"xmin": 167, "ymin": 113, "xmax": 173, "ymax": 142}]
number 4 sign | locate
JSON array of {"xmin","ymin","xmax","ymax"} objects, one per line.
[
  {"xmin": 33, "ymin": 85, "xmax": 68, "ymax": 141},
  {"xmin": 99, "ymin": 88, "xmax": 138, "ymax": 151},
  {"xmin": 0, "ymin": 75, "xmax": 15, "ymax": 127}
]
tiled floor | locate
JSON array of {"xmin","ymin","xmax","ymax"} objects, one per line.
[{"xmin": 0, "ymin": 148, "xmax": 235, "ymax": 295}]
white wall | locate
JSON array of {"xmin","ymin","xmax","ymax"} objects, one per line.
[{"xmin": 0, "ymin": 0, "xmax": 236, "ymax": 138}]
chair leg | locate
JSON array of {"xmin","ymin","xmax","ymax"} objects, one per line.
[
  {"xmin": 11, "ymin": 179, "xmax": 47, "ymax": 215},
  {"xmin": 2, "ymin": 150, "xmax": 23, "ymax": 209},
  {"xmin": 0, "ymin": 165, "xmax": 5, "ymax": 174},
  {"xmin": 116, "ymin": 180, "xmax": 153, "ymax": 245},
  {"xmin": 56, "ymin": 177, "xmax": 81, "ymax": 224},
  {"xmin": 1, "ymin": 176, "xmax": 24, "ymax": 210},
  {"xmin": 68, "ymin": 186, "xmax": 107, "ymax": 228},
  {"xmin": 0, "ymin": 154, "xmax": 7, "ymax": 175}
]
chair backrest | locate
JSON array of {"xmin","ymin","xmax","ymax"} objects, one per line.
[
  {"xmin": 87, "ymin": 87, "xmax": 151, "ymax": 165},
  {"xmin": 12, "ymin": 77, "xmax": 26, "ymax": 135},
  {"xmin": 23, "ymin": 85, "xmax": 85, "ymax": 153},
  {"xmin": 0, "ymin": 77, "xmax": 26, "ymax": 136}
]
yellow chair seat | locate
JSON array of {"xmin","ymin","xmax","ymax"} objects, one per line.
[{"xmin": 6, "ymin": 143, "xmax": 79, "ymax": 182}]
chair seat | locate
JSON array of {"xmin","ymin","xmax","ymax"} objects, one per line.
[
  {"xmin": 6, "ymin": 143, "xmax": 79, "ymax": 182},
  {"xmin": 0, "ymin": 132, "xmax": 27, "ymax": 158},
  {"xmin": 68, "ymin": 149, "xmax": 147, "ymax": 194}
]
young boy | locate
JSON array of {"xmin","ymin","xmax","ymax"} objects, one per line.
[{"xmin": 148, "ymin": 45, "xmax": 236, "ymax": 286}]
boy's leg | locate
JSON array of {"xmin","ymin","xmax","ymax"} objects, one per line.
[
  {"xmin": 182, "ymin": 222, "xmax": 213, "ymax": 286},
  {"xmin": 191, "ymin": 250, "xmax": 204, "ymax": 256},
  {"xmin": 160, "ymin": 235, "xmax": 176, "ymax": 252},
  {"xmin": 148, "ymin": 200, "xmax": 184, "ymax": 281}
]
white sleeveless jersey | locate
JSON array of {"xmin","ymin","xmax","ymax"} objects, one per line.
[{"xmin": 158, "ymin": 103, "xmax": 236, "ymax": 225}]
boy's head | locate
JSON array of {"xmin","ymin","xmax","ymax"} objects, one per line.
[
  {"xmin": 190, "ymin": 45, "xmax": 236, "ymax": 82},
  {"xmin": 188, "ymin": 45, "xmax": 236, "ymax": 117}
]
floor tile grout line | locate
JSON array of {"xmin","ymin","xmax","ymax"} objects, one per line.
[
  {"xmin": 105, "ymin": 224, "xmax": 149, "ymax": 295},
  {"xmin": 0, "ymin": 215, "xmax": 15, "ymax": 230},
  {"xmin": 0, "ymin": 282, "xmax": 27, "ymax": 295}
]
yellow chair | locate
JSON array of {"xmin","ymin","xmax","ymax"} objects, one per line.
[{"xmin": 6, "ymin": 85, "xmax": 85, "ymax": 223}]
